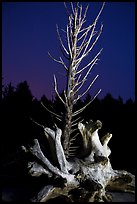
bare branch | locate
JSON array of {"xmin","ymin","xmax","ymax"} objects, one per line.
[
  {"xmin": 76, "ymin": 48, "xmax": 103, "ymax": 75},
  {"xmin": 74, "ymin": 75, "xmax": 99, "ymax": 102},
  {"xmin": 64, "ymin": 2, "xmax": 71, "ymax": 16},
  {"xmin": 64, "ymin": 90, "xmax": 68, "ymax": 104},
  {"xmin": 71, "ymin": 122, "xmax": 78, "ymax": 128},
  {"xmin": 78, "ymin": 5, "xmax": 82, "ymax": 25},
  {"xmin": 30, "ymin": 117, "xmax": 45, "ymax": 129},
  {"xmin": 41, "ymin": 101, "xmax": 62, "ymax": 119},
  {"xmin": 73, "ymin": 73, "xmax": 82, "ymax": 89},
  {"xmin": 53, "ymin": 75, "xmax": 66, "ymax": 105},
  {"xmin": 70, "ymin": 128, "xmax": 77, "ymax": 134},
  {"xmin": 74, "ymin": 58, "xmax": 98, "ymax": 94},
  {"xmin": 70, "ymin": 2, "xmax": 75, "ymax": 15},
  {"xmin": 79, "ymin": 24, "xmax": 94, "ymax": 34},
  {"xmin": 55, "ymin": 116, "xmax": 62, "ymax": 122},
  {"xmin": 59, "ymin": 57, "xmax": 68, "ymax": 70},
  {"xmin": 84, "ymin": 24, "xmax": 103, "ymax": 57},
  {"xmin": 66, "ymin": 25, "xmax": 72, "ymax": 58},
  {"xmin": 73, "ymin": 101, "xmax": 91, "ymax": 117},
  {"xmin": 71, "ymin": 118, "xmax": 84, "ymax": 127},
  {"xmin": 72, "ymin": 89, "xmax": 101, "ymax": 117},
  {"xmin": 69, "ymin": 146, "xmax": 79, "ymax": 149},
  {"xmin": 68, "ymin": 153, "xmax": 76, "ymax": 156},
  {"xmin": 72, "ymin": 116, "xmax": 81, "ymax": 124},
  {"xmin": 76, "ymin": 25, "xmax": 101, "ymax": 64},
  {"xmin": 48, "ymin": 52, "xmax": 62, "ymax": 64},
  {"xmin": 69, "ymin": 133, "xmax": 79, "ymax": 142},
  {"xmin": 76, "ymin": 26, "xmax": 93, "ymax": 59},
  {"xmin": 82, "ymin": 4, "xmax": 89, "ymax": 24},
  {"xmin": 74, "ymin": 5, "xmax": 78, "ymax": 32},
  {"xmin": 95, "ymin": 2, "xmax": 105, "ymax": 23},
  {"xmin": 56, "ymin": 24, "xmax": 69, "ymax": 56},
  {"xmin": 68, "ymin": 149, "xmax": 78, "ymax": 153},
  {"xmin": 77, "ymin": 25, "xmax": 95, "ymax": 55},
  {"xmin": 68, "ymin": 15, "xmax": 73, "ymax": 47},
  {"xmin": 61, "ymin": 28, "xmax": 67, "ymax": 33},
  {"xmin": 48, "ymin": 52, "xmax": 68, "ymax": 70}
]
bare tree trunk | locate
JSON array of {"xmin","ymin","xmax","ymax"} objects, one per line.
[{"xmin": 62, "ymin": 18, "xmax": 77, "ymax": 157}]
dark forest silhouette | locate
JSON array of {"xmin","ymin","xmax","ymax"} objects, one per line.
[{"xmin": 1, "ymin": 80, "xmax": 135, "ymax": 201}]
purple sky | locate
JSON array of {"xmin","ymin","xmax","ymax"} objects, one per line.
[{"xmin": 2, "ymin": 2, "xmax": 135, "ymax": 102}]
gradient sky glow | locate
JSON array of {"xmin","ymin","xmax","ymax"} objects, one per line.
[{"xmin": 2, "ymin": 2, "xmax": 135, "ymax": 102}]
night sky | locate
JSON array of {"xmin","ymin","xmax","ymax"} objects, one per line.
[{"xmin": 2, "ymin": 2, "xmax": 135, "ymax": 102}]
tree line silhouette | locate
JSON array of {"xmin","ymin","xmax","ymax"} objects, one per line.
[{"xmin": 1, "ymin": 80, "xmax": 136, "ymax": 177}]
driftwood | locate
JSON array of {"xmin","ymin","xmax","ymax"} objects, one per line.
[
  {"xmin": 22, "ymin": 120, "xmax": 135, "ymax": 202},
  {"xmin": 21, "ymin": 2, "xmax": 135, "ymax": 202}
]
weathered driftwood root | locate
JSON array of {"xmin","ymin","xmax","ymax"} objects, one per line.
[
  {"xmin": 22, "ymin": 120, "xmax": 135, "ymax": 202},
  {"xmin": 106, "ymin": 170, "xmax": 135, "ymax": 193}
]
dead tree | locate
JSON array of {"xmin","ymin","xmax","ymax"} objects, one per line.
[
  {"xmin": 22, "ymin": 2, "xmax": 135, "ymax": 202},
  {"xmin": 46, "ymin": 2, "xmax": 103, "ymax": 158}
]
